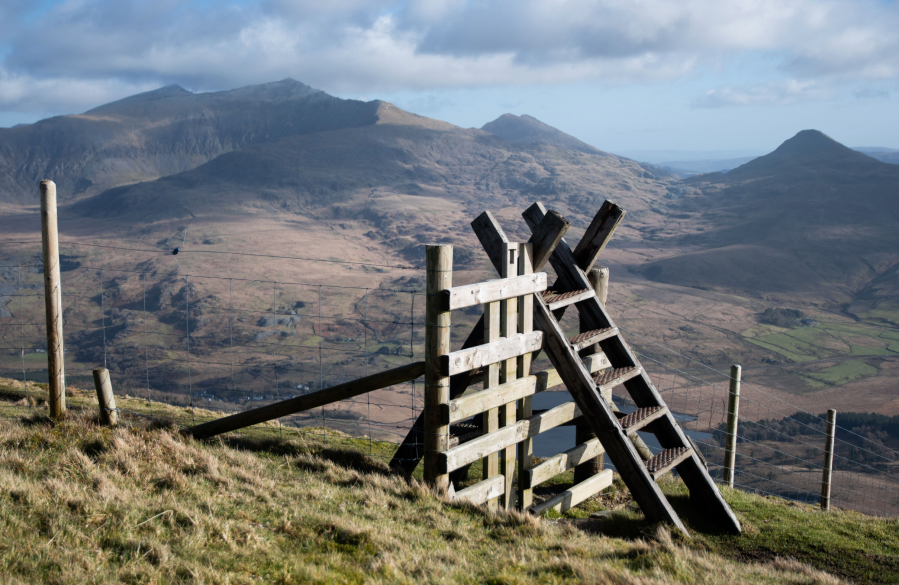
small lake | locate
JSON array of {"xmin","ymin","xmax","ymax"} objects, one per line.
[{"xmin": 531, "ymin": 390, "xmax": 712, "ymax": 470}]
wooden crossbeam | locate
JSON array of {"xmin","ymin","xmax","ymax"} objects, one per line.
[
  {"xmin": 440, "ymin": 331, "xmax": 543, "ymax": 376},
  {"xmin": 452, "ymin": 474, "xmax": 505, "ymax": 505},
  {"xmin": 185, "ymin": 361, "xmax": 424, "ymax": 438},
  {"xmin": 442, "ymin": 273, "xmax": 547, "ymax": 311},
  {"xmin": 525, "ymin": 438, "xmax": 606, "ymax": 489},
  {"xmin": 441, "ymin": 401, "xmax": 582, "ymax": 473},
  {"xmin": 530, "ymin": 469, "xmax": 614, "ymax": 515}
]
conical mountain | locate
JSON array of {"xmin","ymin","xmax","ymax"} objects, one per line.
[
  {"xmin": 724, "ymin": 129, "xmax": 883, "ymax": 179},
  {"xmin": 641, "ymin": 130, "xmax": 899, "ymax": 298}
]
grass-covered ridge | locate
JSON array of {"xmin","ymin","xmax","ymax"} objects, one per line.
[{"xmin": 0, "ymin": 377, "xmax": 895, "ymax": 584}]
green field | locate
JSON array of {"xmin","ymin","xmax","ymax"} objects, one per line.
[
  {"xmin": 800, "ymin": 360, "xmax": 879, "ymax": 389},
  {"xmin": 742, "ymin": 318, "xmax": 899, "ymax": 389}
]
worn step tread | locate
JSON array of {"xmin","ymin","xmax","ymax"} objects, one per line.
[
  {"xmin": 593, "ymin": 366, "xmax": 642, "ymax": 391},
  {"xmin": 542, "ymin": 288, "xmax": 595, "ymax": 310},
  {"xmin": 569, "ymin": 327, "xmax": 618, "ymax": 351},
  {"xmin": 448, "ymin": 421, "xmax": 482, "ymax": 448},
  {"xmin": 619, "ymin": 406, "xmax": 668, "ymax": 434},
  {"xmin": 645, "ymin": 447, "xmax": 694, "ymax": 480}
]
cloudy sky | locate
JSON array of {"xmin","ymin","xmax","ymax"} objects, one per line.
[{"xmin": 1, "ymin": 0, "xmax": 897, "ymax": 157}]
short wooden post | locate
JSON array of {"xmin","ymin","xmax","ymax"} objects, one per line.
[
  {"xmin": 423, "ymin": 245, "xmax": 452, "ymax": 494},
  {"xmin": 40, "ymin": 180, "xmax": 66, "ymax": 419},
  {"xmin": 723, "ymin": 364, "xmax": 741, "ymax": 488},
  {"xmin": 574, "ymin": 267, "xmax": 607, "ymax": 483},
  {"xmin": 92, "ymin": 367, "xmax": 118, "ymax": 427},
  {"xmin": 821, "ymin": 409, "xmax": 836, "ymax": 511}
]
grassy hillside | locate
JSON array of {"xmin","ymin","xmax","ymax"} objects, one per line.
[{"xmin": 1, "ymin": 377, "xmax": 897, "ymax": 584}]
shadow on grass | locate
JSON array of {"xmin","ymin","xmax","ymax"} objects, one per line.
[{"xmin": 218, "ymin": 434, "xmax": 394, "ymax": 476}]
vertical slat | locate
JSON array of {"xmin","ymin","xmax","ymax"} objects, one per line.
[
  {"xmin": 723, "ymin": 364, "xmax": 742, "ymax": 488},
  {"xmin": 821, "ymin": 409, "xmax": 837, "ymax": 511},
  {"xmin": 575, "ymin": 267, "xmax": 607, "ymax": 484},
  {"xmin": 517, "ymin": 243, "xmax": 535, "ymax": 511},
  {"xmin": 424, "ymin": 245, "xmax": 452, "ymax": 493},
  {"xmin": 482, "ymin": 296, "xmax": 501, "ymax": 509},
  {"xmin": 40, "ymin": 180, "xmax": 66, "ymax": 420},
  {"xmin": 499, "ymin": 242, "xmax": 519, "ymax": 509}
]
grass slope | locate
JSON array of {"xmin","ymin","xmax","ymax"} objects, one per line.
[{"xmin": 1, "ymin": 377, "xmax": 896, "ymax": 584}]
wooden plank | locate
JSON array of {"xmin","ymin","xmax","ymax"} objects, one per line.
[
  {"xmin": 517, "ymin": 242, "xmax": 535, "ymax": 511},
  {"xmin": 453, "ymin": 475, "xmax": 505, "ymax": 506},
  {"xmin": 528, "ymin": 210, "xmax": 571, "ymax": 270},
  {"xmin": 424, "ymin": 245, "xmax": 453, "ymax": 492},
  {"xmin": 526, "ymin": 438, "xmax": 606, "ymax": 489},
  {"xmin": 442, "ymin": 401, "xmax": 582, "ymax": 473},
  {"xmin": 186, "ymin": 361, "xmax": 425, "ymax": 438},
  {"xmin": 444, "ymin": 376, "xmax": 537, "ymax": 424},
  {"xmin": 530, "ymin": 469, "xmax": 614, "ymax": 515},
  {"xmin": 440, "ymin": 331, "xmax": 543, "ymax": 377},
  {"xmin": 464, "ymin": 350, "xmax": 609, "ymax": 391},
  {"xmin": 499, "ymin": 242, "xmax": 519, "ymax": 510},
  {"xmin": 443, "ymin": 273, "xmax": 547, "ymax": 311},
  {"xmin": 575, "ymin": 267, "xmax": 607, "ymax": 484},
  {"xmin": 571, "ymin": 200, "xmax": 626, "ymax": 273},
  {"xmin": 481, "ymin": 296, "xmax": 501, "ymax": 509}
]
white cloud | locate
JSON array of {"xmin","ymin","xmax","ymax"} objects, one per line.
[
  {"xmin": 0, "ymin": 0, "xmax": 898, "ymax": 114},
  {"xmin": 691, "ymin": 80, "xmax": 835, "ymax": 108}
]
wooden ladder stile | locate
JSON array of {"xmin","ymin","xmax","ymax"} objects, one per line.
[{"xmin": 521, "ymin": 202, "xmax": 742, "ymax": 536}]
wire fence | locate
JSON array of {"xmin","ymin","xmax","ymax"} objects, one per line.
[{"xmin": 1, "ymin": 243, "xmax": 898, "ymax": 517}]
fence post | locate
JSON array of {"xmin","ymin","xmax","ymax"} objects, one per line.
[
  {"xmin": 40, "ymin": 180, "xmax": 66, "ymax": 420},
  {"xmin": 574, "ymin": 266, "xmax": 608, "ymax": 483},
  {"xmin": 723, "ymin": 364, "xmax": 741, "ymax": 487},
  {"xmin": 821, "ymin": 409, "xmax": 837, "ymax": 510},
  {"xmin": 423, "ymin": 245, "xmax": 452, "ymax": 494},
  {"xmin": 92, "ymin": 367, "xmax": 118, "ymax": 427}
]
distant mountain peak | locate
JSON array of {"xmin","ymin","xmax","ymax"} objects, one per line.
[
  {"xmin": 481, "ymin": 113, "xmax": 604, "ymax": 155},
  {"xmin": 723, "ymin": 129, "xmax": 881, "ymax": 179}
]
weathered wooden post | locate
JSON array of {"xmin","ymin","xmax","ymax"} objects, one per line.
[
  {"xmin": 40, "ymin": 180, "xmax": 66, "ymax": 419},
  {"xmin": 423, "ymin": 245, "xmax": 452, "ymax": 494},
  {"xmin": 723, "ymin": 364, "xmax": 742, "ymax": 487},
  {"xmin": 821, "ymin": 409, "xmax": 837, "ymax": 510},
  {"xmin": 517, "ymin": 243, "xmax": 535, "ymax": 511},
  {"xmin": 574, "ymin": 266, "xmax": 609, "ymax": 483},
  {"xmin": 92, "ymin": 367, "xmax": 118, "ymax": 427}
]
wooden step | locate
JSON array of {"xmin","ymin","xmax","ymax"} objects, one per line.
[
  {"xmin": 448, "ymin": 421, "xmax": 482, "ymax": 448},
  {"xmin": 618, "ymin": 406, "xmax": 668, "ymax": 435},
  {"xmin": 542, "ymin": 288, "xmax": 595, "ymax": 311},
  {"xmin": 593, "ymin": 366, "xmax": 643, "ymax": 393},
  {"xmin": 568, "ymin": 327, "xmax": 618, "ymax": 351},
  {"xmin": 645, "ymin": 447, "xmax": 693, "ymax": 480}
]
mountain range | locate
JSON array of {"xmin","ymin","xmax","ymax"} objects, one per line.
[{"xmin": 1, "ymin": 80, "xmax": 896, "ymax": 303}]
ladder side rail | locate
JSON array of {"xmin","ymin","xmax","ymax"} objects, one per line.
[
  {"xmin": 523, "ymin": 203, "xmax": 742, "ymax": 535},
  {"xmin": 531, "ymin": 293, "xmax": 688, "ymax": 532}
]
